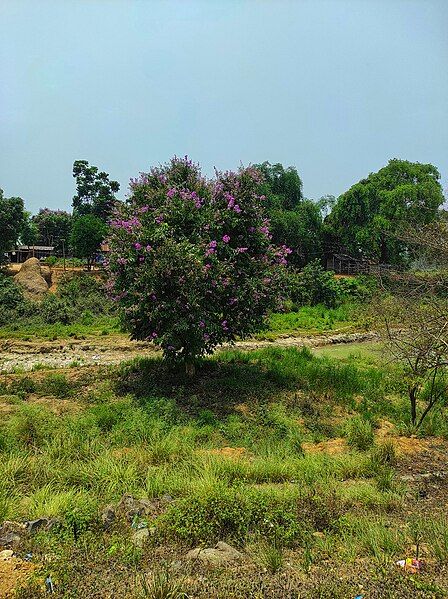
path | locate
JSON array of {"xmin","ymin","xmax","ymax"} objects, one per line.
[{"xmin": 0, "ymin": 331, "xmax": 379, "ymax": 373}]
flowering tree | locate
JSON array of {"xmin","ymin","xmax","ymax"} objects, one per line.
[{"xmin": 106, "ymin": 157, "xmax": 290, "ymax": 374}]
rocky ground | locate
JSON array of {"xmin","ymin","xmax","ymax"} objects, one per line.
[{"xmin": 0, "ymin": 331, "xmax": 378, "ymax": 373}]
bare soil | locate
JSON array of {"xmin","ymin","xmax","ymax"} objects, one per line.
[{"xmin": 0, "ymin": 331, "xmax": 378, "ymax": 373}]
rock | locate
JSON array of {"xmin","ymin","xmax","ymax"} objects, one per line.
[
  {"xmin": 14, "ymin": 258, "xmax": 49, "ymax": 297},
  {"xmin": 116, "ymin": 493, "xmax": 171, "ymax": 523},
  {"xmin": 101, "ymin": 505, "xmax": 116, "ymax": 530},
  {"xmin": 0, "ymin": 521, "xmax": 27, "ymax": 549},
  {"xmin": 0, "ymin": 549, "xmax": 13, "ymax": 560},
  {"xmin": 312, "ymin": 531, "xmax": 325, "ymax": 539},
  {"xmin": 132, "ymin": 527, "xmax": 150, "ymax": 548},
  {"xmin": 117, "ymin": 494, "xmax": 153, "ymax": 523},
  {"xmin": 185, "ymin": 541, "xmax": 243, "ymax": 566},
  {"xmin": 25, "ymin": 518, "xmax": 58, "ymax": 533},
  {"xmin": 40, "ymin": 265, "xmax": 52, "ymax": 286}
]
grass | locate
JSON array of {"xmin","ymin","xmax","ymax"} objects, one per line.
[
  {"xmin": 1, "ymin": 344, "xmax": 447, "ymax": 597},
  {"xmin": 0, "ymin": 315, "xmax": 120, "ymax": 340}
]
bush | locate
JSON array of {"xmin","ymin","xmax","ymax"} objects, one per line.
[
  {"xmin": 40, "ymin": 373, "xmax": 73, "ymax": 398},
  {"xmin": 289, "ymin": 260, "xmax": 341, "ymax": 308}
]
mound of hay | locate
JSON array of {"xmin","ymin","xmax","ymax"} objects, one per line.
[{"xmin": 14, "ymin": 258, "xmax": 50, "ymax": 297}]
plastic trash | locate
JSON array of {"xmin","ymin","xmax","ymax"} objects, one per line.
[
  {"xmin": 396, "ymin": 557, "xmax": 423, "ymax": 572},
  {"xmin": 45, "ymin": 576, "xmax": 54, "ymax": 593}
]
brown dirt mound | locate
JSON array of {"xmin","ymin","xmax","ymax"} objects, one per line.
[
  {"xmin": 14, "ymin": 257, "xmax": 49, "ymax": 297},
  {"xmin": 0, "ymin": 554, "xmax": 37, "ymax": 598}
]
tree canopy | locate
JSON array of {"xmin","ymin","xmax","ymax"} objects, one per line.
[
  {"xmin": 254, "ymin": 162, "xmax": 303, "ymax": 211},
  {"xmin": 0, "ymin": 189, "xmax": 26, "ymax": 263},
  {"xmin": 72, "ymin": 160, "xmax": 120, "ymax": 221},
  {"xmin": 106, "ymin": 157, "xmax": 288, "ymax": 371},
  {"xmin": 32, "ymin": 208, "xmax": 73, "ymax": 254},
  {"xmin": 327, "ymin": 159, "xmax": 444, "ymax": 264},
  {"xmin": 70, "ymin": 214, "xmax": 107, "ymax": 269}
]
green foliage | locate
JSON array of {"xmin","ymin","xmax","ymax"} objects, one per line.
[
  {"xmin": 70, "ymin": 214, "xmax": 108, "ymax": 267},
  {"xmin": 72, "ymin": 159, "xmax": 120, "ymax": 221},
  {"xmin": 40, "ymin": 373, "xmax": 73, "ymax": 398},
  {"xmin": 290, "ymin": 260, "xmax": 342, "ymax": 308},
  {"xmin": 254, "ymin": 161, "xmax": 303, "ymax": 210},
  {"xmin": 0, "ymin": 188, "xmax": 26, "ymax": 263},
  {"xmin": 327, "ymin": 159, "xmax": 445, "ymax": 264},
  {"xmin": 345, "ymin": 415, "xmax": 374, "ymax": 451},
  {"xmin": 32, "ymin": 208, "xmax": 73, "ymax": 255},
  {"xmin": 270, "ymin": 201, "xmax": 323, "ymax": 267}
]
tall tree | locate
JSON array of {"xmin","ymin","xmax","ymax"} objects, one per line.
[
  {"xmin": 254, "ymin": 162, "xmax": 303, "ymax": 211},
  {"xmin": 327, "ymin": 159, "xmax": 444, "ymax": 264},
  {"xmin": 72, "ymin": 160, "xmax": 120, "ymax": 221},
  {"xmin": 0, "ymin": 189, "xmax": 26, "ymax": 263},
  {"xmin": 70, "ymin": 214, "xmax": 107, "ymax": 269},
  {"xmin": 32, "ymin": 209, "xmax": 73, "ymax": 254}
]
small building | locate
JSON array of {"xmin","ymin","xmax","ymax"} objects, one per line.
[{"xmin": 8, "ymin": 245, "xmax": 55, "ymax": 263}]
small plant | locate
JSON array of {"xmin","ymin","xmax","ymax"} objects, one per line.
[
  {"xmin": 139, "ymin": 569, "xmax": 189, "ymax": 599},
  {"xmin": 345, "ymin": 415, "xmax": 374, "ymax": 451},
  {"xmin": 254, "ymin": 539, "xmax": 284, "ymax": 574},
  {"xmin": 41, "ymin": 373, "xmax": 73, "ymax": 398}
]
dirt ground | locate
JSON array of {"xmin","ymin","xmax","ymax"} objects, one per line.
[{"xmin": 0, "ymin": 332, "xmax": 378, "ymax": 373}]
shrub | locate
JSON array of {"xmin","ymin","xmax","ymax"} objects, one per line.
[
  {"xmin": 289, "ymin": 260, "xmax": 342, "ymax": 308},
  {"xmin": 107, "ymin": 156, "xmax": 288, "ymax": 371},
  {"xmin": 41, "ymin": 373, "xmax": 73, "ymax": 398}
]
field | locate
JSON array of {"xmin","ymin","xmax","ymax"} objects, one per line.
[{"xmin": 1, "ymin": 334, "xmax": 448, "ymax": 598}]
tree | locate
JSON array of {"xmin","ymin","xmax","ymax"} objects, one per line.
[
  {"xmin": 327, "ymin": 159, "xmax": 444, "ymax": 264},
  {"xmin": 0, "ymin": 189, "xmax": 26, "ymax": 264},
  {"xmin": 70, "ymin": 215, "xmax": 107, "ymax": 269},
  {"xmin": 380, "ymin": 297, "xmax": 448, "ymax": 430},
  {"xmin": 20, "ymin": 212, "xmax": 39, "ymax": 247},
  {"xmin": 254, "ymin": 162, "xmax": 303, "ymax": 211},
  {"xmin": 269, "ymin": 200, "xmax": 323, "ymax": 267},
  {"xmin": 72, "ymin": 160, "xmax": 120, "ymax": 221},
  {"xmin": 32, "ymin": 209, "xmax": 73, "ymax": 254},
  {"xmin": 106, "ymin": 156, "xmax": 288, "ymax": 374}
]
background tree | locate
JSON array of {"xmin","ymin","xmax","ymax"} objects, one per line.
[
  {"xmin": 107, "ymin": 157, "xmax": 288, "ymax": 374},
  {"xmin": 327, "ymin": 159, "xmax": 444, "ymax": 264},
  {"xmin": 253, "ymin": 162, "xmax": 324, "ymax": 266},
  {"xmin": 0, "ymin": 189, "xmax": 26, "ymax": 264},
  {"xmin": 254, "ymin": 162, "xmax": 303, "ymax": 210},
  {"xmin": 70, "ymin": 214, "xmax": 107, "ymax": 269},
  {"xmin": 269, "ymin": 201, "xmax": 323, "ymax": 267},
  {"xmin": 72, "ymin": 160, "xmax": 120, "ymax": 221},
  {"xmin": 32, "ymin": 209, "xmax": 73, "ymax": 255},
  {"xmin": 20, "ymin": 212, "xmax": 39, "ymax": 246}
]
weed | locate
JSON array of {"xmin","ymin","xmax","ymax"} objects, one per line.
[
  {"xmin": 138, "ymin": 569, "xmax": 189, "ymax": 599},
  {"xmin": 345, "ymin": 415, "xmax": 374, "ymax": 450}
]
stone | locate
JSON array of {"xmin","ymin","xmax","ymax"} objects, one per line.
[
  {"xmin": 117, "ymin": 494, "xmax": 153, "ymax": 523},
  {"xmin": 14, "ymin": 258, "xmax": 49, "ymax": 297},
  {"xmin": 116, "ymin": 493, "xmax": 171, "ymax": 523},
  {"xmin": 185, "ymin": 541, "xmax": 243, "ymax": 566},
  {"xmin": 0, "ymin": 521, "xmax": 27, "ymax": 549},
  {"xmin": 101, "ymin": 505, "xmax": 116, "ymax": 530},
  {"xmin": 0, "ymin": 550, "xmax": 13, "ymax": 560},
  {"xmin": 132, "ymin": 527, "xmax": 150, "ymax": 548},
  {"xmin": 25, "ymin": 518, "xmax": 52, "ymax": 533}
]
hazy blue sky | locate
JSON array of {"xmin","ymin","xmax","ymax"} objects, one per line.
[{"xmin": 1, "ymin": 0, "xmax": 447, "ymax": 213}]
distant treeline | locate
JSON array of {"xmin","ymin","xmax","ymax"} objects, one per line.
[{"xmin": 1, "ymin": 157, "xmax": 445, "ymax": 269}]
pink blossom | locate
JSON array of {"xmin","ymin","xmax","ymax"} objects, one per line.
[
  {"xmin": 199, "ymin": 320, "xmax": 205, "ymax": 328},
  {"xmin": 134, "ymin": 242, "xmax": 142, "ymax": 250},
  {"xmin": 167, "ymin": 188, "xmax": 176, "ymax": 198},
  {"xmin": 233, "ymin": 204, "xmax": 242, "ymax": 213},
  {"xmin": 222, "ymin": 234, "xmax": 230, "ymax": 243}
]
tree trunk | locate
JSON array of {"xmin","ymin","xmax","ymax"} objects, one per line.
[
  {"xmin": 185, "ymin": 360, "xmax": 196, "ymax": 377},
  {"xmin": 409, "ymin": 386, "xmax": 417, "ymax": 426}
]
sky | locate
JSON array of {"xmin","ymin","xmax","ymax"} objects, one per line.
[{"xmin": 1, "ymin": 0, "xmax": 447, "ymax": 214}]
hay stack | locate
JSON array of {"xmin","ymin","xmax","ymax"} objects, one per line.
[{"xmin": 14, "ymin": 258, "xmax": 50, "ymax": 297}]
